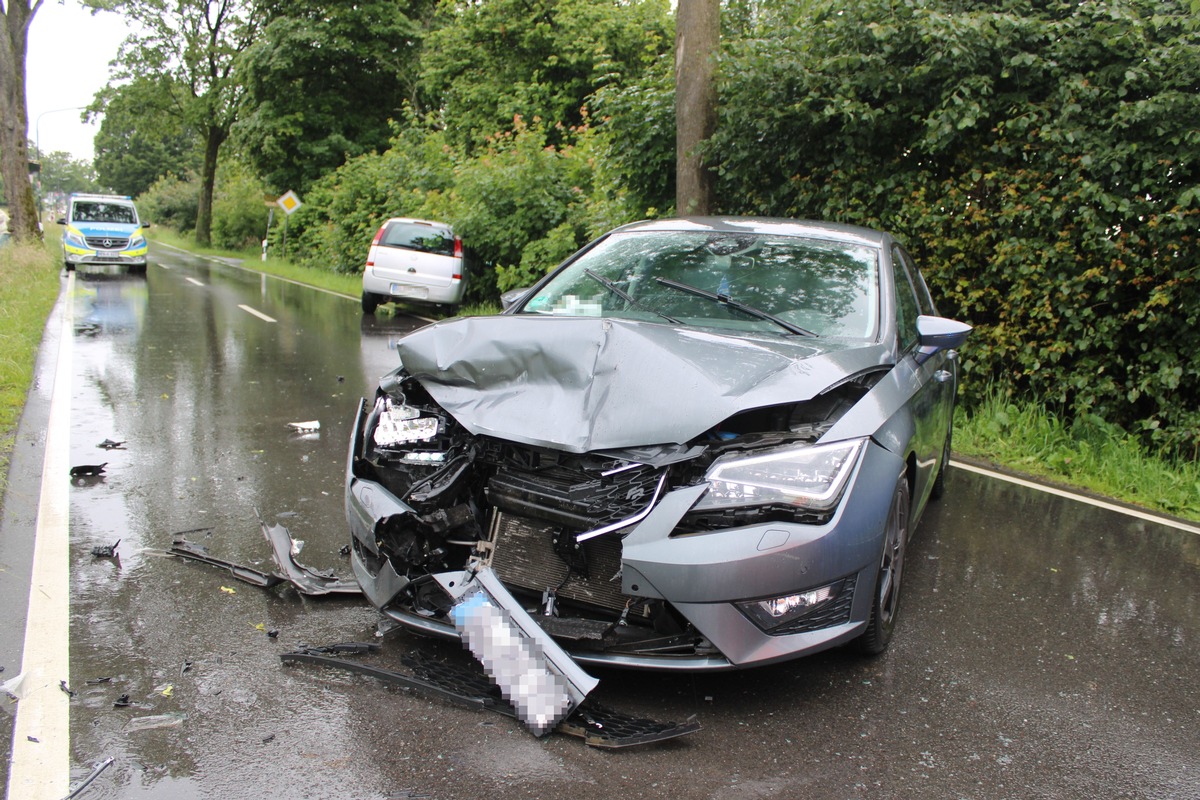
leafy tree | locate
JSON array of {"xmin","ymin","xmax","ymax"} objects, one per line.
[
  {"xmin": 0, "ymin": 0, "xmax": 41, "ymax": 241},
  {"xmin": 89, "ymin": 77, "xmax": 201, "ymax": 198},
  {"xmin": 711, "ymin": 0, "xmax": 1200, "ymax": 453},
  {"xmin": 35, "ymin": 149, "xmax": 99, "ymax": 196},
  {"xmin": 419, "ymin": 0, "xmax": 673, "ymax": 153},
  {"xmin": 85, "ymin": 0, "xmax": 261, "ymax": 246},
  {"xmin": 234, "ymin": 0, "xmax": 437, "ymax": 193}
]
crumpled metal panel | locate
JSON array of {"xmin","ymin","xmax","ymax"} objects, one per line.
[{"xmin": 395, "ymin": 316, "xmax": 892, "ymax": 453}]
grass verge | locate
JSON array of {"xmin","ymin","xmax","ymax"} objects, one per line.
[
  {"xmin": 0, "ymin": 240, "xmax": 61, "ymax": 490},
  {"xmin": 955, "ymin": 390, "xmax": 1200, "ymax": 522}
]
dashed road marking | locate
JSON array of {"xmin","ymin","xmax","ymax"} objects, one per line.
[{"xmin": 239, "ymin": 304, "xmax": 277, "ymax": 323}]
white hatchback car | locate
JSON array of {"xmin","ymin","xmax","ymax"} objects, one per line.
[{"xmin": 361, "ymin": 218, "xmax": 467, "ymax": 314}]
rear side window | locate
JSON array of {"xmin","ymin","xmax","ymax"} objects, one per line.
[{"xmin": 380, "ymin": 222, "xmax": 454, "ymax": 256}]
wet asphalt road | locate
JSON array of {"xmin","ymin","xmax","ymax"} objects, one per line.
[{"xmin": 2, "ymin": 246, "xmax": 1198, "ymax": 799}]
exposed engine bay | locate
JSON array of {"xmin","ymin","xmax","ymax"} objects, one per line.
[{"xmin": 347, "ymin": 363, "xmax": 881, "ymax": 661}]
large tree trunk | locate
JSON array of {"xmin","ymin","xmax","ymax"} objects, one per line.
[
  {"xmin": 675, "ymin": 0, "xmax": 719, "ymax": 216},
  {"xmin": 194, "ymin": 124, "xmax": 224, "ymax": 246},
  {"xmin": 0, "ymin": 1, "xmax": 43, "ymax": 242}
]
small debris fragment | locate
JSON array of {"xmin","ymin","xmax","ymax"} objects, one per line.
[
  {"xmin": 286, "ymin": 420, "xmax": 320, "ymax": 432},
  {"xmin": 180, "ymin": 661, "xmax": 193, "ymax": 677},
  {"xmin": 261, "ymin": 733, "xmax": 276, "ymax": 744},
  {"xmin": 267, "ymin": 629, "xmax": 280, "ymax": 639},
  {"xmin": 220, "ymin": 586, "xmax": 237, "ymax": 595},
  {"xmin": 336, "ymin": 375, "xmax": 345, "ymax": 383},
  {"xmin": 26, "ymin": 736, "xmax": 39, "ymax": 743},
  {"xmin": 70, "ymin": 463, "xmax": 107, "ymax": 477},
  {"xmin": 96, "ymin": 438, "xmax": 126, "ymax": 450},
  {"xmin": 160, "ymin": 685, "xmax": 174, "ymax": 698},
  {"xmin": 114, "ymin": 694, "xmax": 132, "ymax": 708},
  {"xmin": 85, "ymin": 677, "xmax": 112, "ymax": 685},
  {"xmin": 126, "ymin": 713, "xmax": 185, "ymax": 733},
  {"xmin": 60, "ymin": 680, "xmax": 76, "ymax": 698},
  {"xmin": 339, "ymin": 544, "xmax": 351, "ymax": 557},
  {"xmin": 90, "ymin": 540, "xmax": 121, "ymax": 558}
]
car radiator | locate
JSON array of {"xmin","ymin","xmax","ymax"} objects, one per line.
[{"xmin": 487, "ymin": 511, "xmax": 627, "ymax": 614}]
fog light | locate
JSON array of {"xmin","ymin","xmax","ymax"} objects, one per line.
[{"xmin": 737, "ymin": 579, "xmax": 846, "ymax": 632}]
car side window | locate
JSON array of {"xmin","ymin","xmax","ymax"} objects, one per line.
[
  {"xmin": 891, "ymin": 247, "xmax": 922, "ymax": 352},
  {"xmin": 895, "ymin": 246, "xmax": 937, "ymax": 317}
]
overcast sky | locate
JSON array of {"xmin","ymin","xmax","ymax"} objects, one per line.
[{"xmin": 26, "ymin": 1, "xmax": 129, "ymax": 162}]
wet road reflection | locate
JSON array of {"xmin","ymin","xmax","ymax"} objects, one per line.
[{"xmin": 55, "ymin": 250, "xmax": 1200, "ymax": 800}]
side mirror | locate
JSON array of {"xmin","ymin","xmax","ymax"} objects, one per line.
[
  {"xmin": 56, "ymin": 217, "xmax": 66, "ymax": 225},
  {"xmin": 915, "ymin": 315, "xmax": 972, "ymax": 364},
  {"xmin": 500, "ymin": 287, "xmax": 531, "ymax": 311}
]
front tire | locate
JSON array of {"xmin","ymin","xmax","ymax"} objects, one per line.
[{"xmin": 857, "ymin": 473, "xmax": 910, "ymax": 656}]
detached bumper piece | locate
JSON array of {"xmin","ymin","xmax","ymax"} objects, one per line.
[
  {"xmin": 281, "ymin": 648, "xmax": 701, "ymax": 749},
  {"xmin": 168, "ymin": 521, "xmax": 361, "ymax": 596},
  {"xmin": 437, "ymin": 567, "xmax": 597, "ymax": 736}
]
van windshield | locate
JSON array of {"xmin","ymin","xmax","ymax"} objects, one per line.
[{"xmin": 74, "ymin": 202, "xmax": 136, "ymax": 225}]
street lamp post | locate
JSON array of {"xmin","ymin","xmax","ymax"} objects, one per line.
[
  {"xmin": 33, "ymin": 106, "xmax": 88, "ymax": 221},
  {"xmin": 35, "ymin": 105, "xmax": 88, "ymax": 160}
]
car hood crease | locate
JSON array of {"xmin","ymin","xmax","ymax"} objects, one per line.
[{"xmin": 396, "ymin": 316, "xmax": 893, "ymax": 453}]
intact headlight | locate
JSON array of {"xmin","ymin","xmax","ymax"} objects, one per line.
[
  {"xmin": 694, "ymin": 438, "xmax": 865, "ymax": 513},
  {"xmin": 64, "ymin": 230, "xmax": 87, "ymax": 247}
]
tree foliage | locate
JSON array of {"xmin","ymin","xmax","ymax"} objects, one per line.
[
  {"xmin": 708, "ymin": 0, "xmax": 1200, "ymax": 454},
  {"xmin": 85, "ymin": 0, "xmax": 261, "ymax": 245},
  {"xmin": 418, "ymin": 0, "xmax": 673, "ymax": 152},
  {"xmin": 89, "ymin": 77, "xmax": 201, "ymax": 197},
  {"xmin": 34, "ymin": 150, "xmax": 100, "ymax": 197},
  {"xmin": 234, "ymin": 0, "xmax": 437, "ymax": 193}
]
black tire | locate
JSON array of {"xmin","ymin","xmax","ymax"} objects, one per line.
[
  {"xmin": 857, "ymin": 473, "xmax": 910, "ymax": 656},
  {"xmin": 361, "ymin": 291, "xmax": 381, "ymax": 314},
  {"xmin": 930, "ymin": 428, "xmax": 951, "ymax": 500}
]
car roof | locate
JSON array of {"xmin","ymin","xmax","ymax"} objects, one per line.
[{"xmin": 609, "ymin": 217, "xmax": 890, "ymax": 249}]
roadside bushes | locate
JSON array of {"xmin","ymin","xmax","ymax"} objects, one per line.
[
  {"xmin": 286, "ymin": 115, "xmax": 599, "ymax": 301},
  {"xmin": 709, "ymin": 0, "xmax": 1200, "ymax": 456}
]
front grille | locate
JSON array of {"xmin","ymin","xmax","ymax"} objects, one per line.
[
  {"xmin": 488, "ymin": 511, "xmax": 627, "ymax": 613},
  {"xmin": 483, "ymin": 440, "xmax": 662, "ymax": 531},
  {"xmin": 84, "ymin": 236, "xmax": 131, "ymax": 249}
]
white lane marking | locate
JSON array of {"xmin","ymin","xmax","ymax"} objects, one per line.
[
  {"xmin": 7, "ymin": 273, "xmax": 74, "ymax": 799},
  {"xmin": 951, "ymin": 459, "xmax": 1200, "ymax": 536},
  {"xmin": 185, "ymin": 277, "xmax": 205, "ymax": 287},
  {"xmin": 238, "ymin": 304, "xmax": 276, "ymax": 323}
]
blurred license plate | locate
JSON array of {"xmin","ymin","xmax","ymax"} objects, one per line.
[{"xmin": 391, "ymin": 284, "xmax": 428, "ymax": 299}]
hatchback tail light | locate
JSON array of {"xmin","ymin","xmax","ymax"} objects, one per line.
[
  {"xmin": 453, "ymin": 236, "xmax": 463, "ymax": 259},
  {"xmin": 371, "ymin": 225, "xmax": 386, "ymax": 246}
]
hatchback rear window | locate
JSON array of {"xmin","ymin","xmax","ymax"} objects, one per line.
[{"xmin": 380, "ymin": 222, "xmax": 455, "ymax": 256}]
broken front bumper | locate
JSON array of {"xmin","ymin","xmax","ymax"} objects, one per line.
[{"xmin": 345, "ymin": 399, "xmax": 903, "ymax": 671}]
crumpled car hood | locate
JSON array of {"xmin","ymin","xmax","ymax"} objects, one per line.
[{"xmin": 395, "ymin": 316, "xmax": 892, "ymax": 453}]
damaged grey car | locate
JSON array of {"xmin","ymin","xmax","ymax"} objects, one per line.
[{"xmin": 346, "ymin": 217, "xmax": 971, "ymax": 680}]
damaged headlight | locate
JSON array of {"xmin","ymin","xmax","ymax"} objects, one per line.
[
  {"xmin": 694, "ymin": 438, "xmax": 865, "ymax": 513},
  {"xmin": 372, "ymin": 397, "xmax": 439, "ymax": 448}
]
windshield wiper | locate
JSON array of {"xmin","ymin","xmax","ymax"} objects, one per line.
[
  {"xmin": 584, "ymin": 269, "xmax": 682, "ymax": 324},
  {"xmin": 653, "ymin": 277, "xmax": 817, "ymax": 337}
]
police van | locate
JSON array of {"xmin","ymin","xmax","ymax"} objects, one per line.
[{"xmin": 58, "ymin": 193, "xmax": 149, "ymax": 272}]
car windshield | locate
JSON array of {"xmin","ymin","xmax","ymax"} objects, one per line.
[
  {"xmin": 380, "ymin": 222, "xmax": 455, "ymax": 256},
  {"xmin": 520, "ymin": 230, "xmax": 880, "ymax": 339},
  {"xmin": 74, "ymin": 202, "xmax": 136, "ymax": 224}
]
